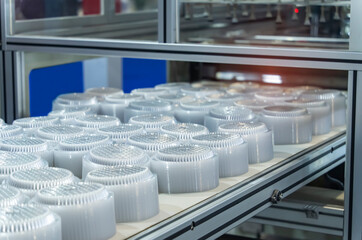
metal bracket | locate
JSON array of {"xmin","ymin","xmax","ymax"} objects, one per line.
[
  {"xmin": 270, "ymin": 189, "xmax": 283, "ymax": 204},
  {"xmin": 304, "ymin": 205, "xmax": 320, "ymax": 219}
]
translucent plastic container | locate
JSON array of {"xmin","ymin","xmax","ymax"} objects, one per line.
[
  {"xmin": 155, "ymin": 82, "xmax": 190, "ymax": 94},
  {"xmin": 0, "ymin": 185, "xmax": 28, "ymax": 207},
  {"xmin": 74, "ymin": 115, "xmax": 120, "ymax": 133},
  {"xmin": 13, "ymin": 116, "xmax": 59, "ymax": 136},
  {"xmin": 151, "ymin": 144, "xmax": 219, "ymax": 193},
  {"xmin": 284, "ymin": 99, "xmax": 332, "ymax": 135},
  {"xmin": 129, "ymin": 114, "xmax": 176, "ymax": 133},
  {"xmin": 48, "ymin": 107, "xmax": 92, "ymax": 125},
  {"xmin": 85, "ymin": 87, "xmax": 123, "ymax": 100},
  {"xmin": 205, "ymin": 93, "xmax": 244, "ymax": 105},
  {"xmin": 127, "ymin": 133, "xmax": 179, "ymax": 156},
  {"xmin": 85, "ymin": 166, "xmax": 159, "ymax": 222},
  {"xmin": 180, "ymin": 87, "xmax": 220, "ymax": 98},
  {"xmin": 255, "ymin": 92, "xmax": 296, "ymax": 102},
  {"xmin": 284, "ymin": 85, "xmax": 320, "ymax": 95},
  {"xmin": 123, "ymin": 100, "xmax": 173, "ymax": 123},
  {"xmin": 37, "ymin": 125, "xmax": 85, "ymax": 150},
  {"xmin": 4, "ymin": 167, "xmax": 78, "ymax": 197},
  {"xmin": 82, "ymin": 144, "xmax": 150, "ymax": 179},
  {"xmin": 0, "ymin": 152, "xmax": 48, "ymax": 182},
  {"xmin": 204, "ymin": 106, "xmax": 257, "ymax": 132},
  {"xmin": 0, "ymin": 204, "xmax": 62, "ymax": 240},
  {"xmin": 52, "ymin": 92, "xmax": 99, "ymax": 113},
  {"xmin": 131, "ymin": 88, "xmax": 168, "ymax": 99},
  {"xmin": 174, "ymin": 99, "xmax": 219, "ymax": 125},
  {"xmin": 191, "ymin": 133, "xmax": 248, "ymax": 177},
  {"xmin": 99, "ymin": 93, "xmax": 143, "ymax": 122},
  {"xmin": 226, "ymin": 87, "xmax": 261, "ymax": 98},
  {"xmin": 33, "ymin": 183, "xmax": 116, "ymax": 240},
  {"xmin": 218, "ymin": 122, "xmax": 274, "ymax": 164},
  {"xmin": 0, "ymin": 125, "xmax": 23, "ymax": 139},
  {"xmin": 301, "ymin": 89, "xmax": 346, "ymax": 127},
  {"xmin": 156, "ymin": 93, "xmax": 194, "ymax": 109},
  {"xmin": 260, "ymin": 106, "xmax": 312, "ymax": 145},
  {"xmin": 98, "ymin": 124, "xmax": 145, "ymax": 143},
  {"xmin": 161, "ymin": 123, "xmax": 209, "ymax": 142},
  {"xmin": 229, "ymin": 81, "xmax": 260, "ymax": 89},
  {"xmin": 0, "ymin": 137, "xmax": 53, "ymax": 166},
  {"xmin": 53, "ymin": 134, "xmax": 110, "ymax": 178}
]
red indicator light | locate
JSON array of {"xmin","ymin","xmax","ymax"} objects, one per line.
[{"xmin": 294, "ymin": 8, "xmax": 299, "ymax": 13}]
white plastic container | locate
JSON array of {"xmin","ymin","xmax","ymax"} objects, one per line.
[
  {"xmin": 191, "ymin": 133, "xmax": 248, "ymax": 177},
  {"xmin": 98, "ymin": 124, "xmax": 145, "ymax": 143},
  {"xmin": 0, "ymin": 152, "xmax": 48, "ymax": 182},
  {"xmin": 218, "ymin": 122, "xmax": 274, "ymax": 164},
  {"xmin": 123, "ymin": 100, "xmax": 173, "ymax": 123},
  {"xmin": 129, "ymin": 114, "xmax": 176, "ymax": 133},
  {"xmin": 0, "ymin": 125, "xmax": 23, "ymax": 139},
  {"xmin": 174, "ymin": 99, "xmax": 219, "ymax": 125},
  {"xmin": 155, "ymin": 82, "xmax": 190, "ymax": 94},
  {"xmin": 48, "ymin": 107, "xmax": 92, "ymax": 125},
  {"xmin": 234, "ymin": 99, "xmax": 270, "ymax": 113},
  {"xmin": 85, "ymin": 87, "xmax": 123, "ymax": 100},
  {"xmin": 0, "ymin": 137, "xmax": 53, "ymax": 166},
  {"xmin": 301, "ymin": 89, "xmax": 346, "ymax": 127},
  {"xmin": 161, "ymin": 123, "xmax": 209, "ymax": 142},
  {"xmin": 74, "ymin": 115, "xmax": 120, "ymax": 133},
  {"xmin": 37, "ymin": 125, "xmax": 85, "ymax": 150},
  {"xmin": 204, "ymin": 106, "xmax": 257, "ymax": 132},
  {"xmin": 255, "ymin": 92, "xmax": 296, "ymax": 102},
  {"xmin": 180, "ymin": 87, "xmax": 220, "ymax": 98},
  {"xmin": 13, "ymin": 116, "xmax": 59, "ymax": 136},
  {"xmin": 85, "ymin": 166, "xmax": 159, "ymax": 222},
  {"xmin": 205, "ymin": 93, "xmax": 244, "ymax": 105},
  {"xmin": 52, "ymin": 92, "xmax": 99, "ymax": 113},
  {"xmin": 4, "ymin": 167, "xmax": 78, "ymax": 197},
  {"xmin": 131, "ymin": 88, "xmax": 168, "ymax": 99},
  {"xmin": 33, "ymin": 183, "xmax": 116, "ymax": 240},
  {"xmin": 284, "ymin": 99, "xmax": 332, "ymax": 135},
  {"xmin": 82, "ymin": 143, "xmax": 150, "ymax": 179},
  {"xmin": 53, "ymin": 134, "xmax": 110, "ymax": 178},
  {"xmin": 99, "ymin": 93, "xmax": 143, "ymax": 122},
  {"xmin": 151, "ymin": 144, "xmax": 219, "ymax": 193},
  {"xmin": 0, "ymin": 204, "xmax": 62, "ymax": 240},
  {"xmin": 0, "ymin": 185, "xmax": 28, "ymax": 207},
  {"xmin": 127, "ymin": 133, "xmax": 179, "ymax": 156},
  {"xmin": 260, "ymin": 106, "xmax": 312, "ymax": 145}
]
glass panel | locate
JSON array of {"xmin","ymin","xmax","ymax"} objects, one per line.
[
  {"xmin": 178, "ymin": 0, "xmax": 350, "ymax": 49},
  {"xmin": 9, "ymin": 0, "xmax": 158, "ymax": 41}
]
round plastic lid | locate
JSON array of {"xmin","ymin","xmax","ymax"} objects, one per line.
[
  {"xmin": 301, "ymin": 89, "xmax": 342, "ymax": 100},
  {"xmin": 55, "ymin": 93, "xmax": 97, "ymax": 105},
  {"xmin": 0, "ymin": 152, "xmax": 46, "ymax": 176},
  {"xmin": 262, "ymin": 106, "xmax": 308, "ymax": 117},
  {"xmin": 128, "ymin": 100, "xmax": 172, "ymax": 111},
  {"xmin": 129, "ymin": 114, "xmax": 175, "ymax": 129},
  {"xmin": 191, "ymin": 81, "xmax": 229, "ymax": 89},
  {"xmin": 131, "ymin": 88, "xmax": 168, "ymax": 96},
  {"xmin": 156, "ymin": 94, "xmax": 192, "ymax": 103},
  {"xmin": 234, "ymin": 99, "xmax": 269, "ymax": 110},
  {"xmin": 89, "ymin": 144, "xmax": 147, "ymax": 166},
  {"xmin": 180, "ymin": 99, "xmax": 219, "ymax": 110},
  {"xmin": 0, "ymin": 205, "xmax": 58, "ymax": 233},
  {"xmin": 98, "ymin": 124, "xmax": 144, "ymax": 140},
  {"xmin": 284, "ymin": 99, "xmax": 326, "ymax": 108},
  {"xmin": 74, "ymin": 115, "xmax": 120, "ymax": 129},
  {"xmin": 8, "ymin": 168, "xmax": 75, "ymax": 191},
  {"xmin": 128, "ymin": 133, "xmax": 178, "ymax": 152},
  {"xmin": 161, "ymin": 123, "xmax": 208, "ymax": 140},
  {"xmin": 0, "ymin": 125, "xmax": 23, "ymax": 138},
  {"xmin": 255, "ymin": 92, "xmax": 295, "ymax": 102},
  {"xmin": 218, "ymin": 121, "xmax": 268, "ymax": 135},
  {"xmin": 37, "ymin": 125, "xmax": 84, "ymax": 141},
  {"xmin": 0, "ymin": 186, "xmax": 24, "ymax": 207},
  {"xmin": 105, "ymin": 93, "xmax": 143, "ymax": 104},
  {"xmin": 13, "ymin": 116, "xmax": 59, "ymax": 129},
  {"xmin": 192, "ymin": 132, "xmax": 244, "ymax": 148},
  {"xmin": 58, "ymin": 134, "xmax": 109, "ymax": 151},
  {"xmin": 180, "ymin": 87, "xmax": 219, "ymax": 96},
  {"xmin": 86, "ymin": 166, "xmax": 152, "ymax": 185},
  {"xmin": 155, "ymin": 82, "xmax": 190, "ymax": 90},
  {"xmin": 0, "ymin": 137, "xmax": 48, "ymax": 152},
  {"xmin": 48, "ymin": 107, "xmax": 91, "ymax": 120},
  {"xmin": 205, "ymin": 93, "xmax": 244, "ymax": 102},
  {"xmin": 226, "ymin": 87, "xmax": 261, "ymax": 96},
  {"xmin": 209, "ymin": 106, "xmax": 255, "ymax": 121},
  {"xmin": 85, "ymin": 87, "xmax": 123, "ymax": 97},
  {"xmin": 156, "ymin": 144, "xmax": 214, "ymax": 162}
]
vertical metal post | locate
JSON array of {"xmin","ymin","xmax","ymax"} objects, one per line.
[
  {"xmin": 158, "ymin": 0, "xmax": 165, "ymax": 43},
  {"xmin": 3, "ymin": 51, "xmax": 15, "ymax": 123}
]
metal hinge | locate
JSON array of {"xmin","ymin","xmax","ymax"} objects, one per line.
[
  {"xmin": 304, "ymin": 205, "xmax": 319, "ymax": 219},
  {"xmin": 270, "ymin": 189, "xmax": 283, "ymax": 204}
]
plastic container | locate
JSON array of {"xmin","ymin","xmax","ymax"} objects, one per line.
[
  {"xmin": 0, "ymin": 185, "xmax": 28, "ymax": 207},
  {"xmin": 0, "ymin": 204, "xmax": 62, "ymax": 240},
  {"xmin": 85, "ymin": 166, "xmax": 159, "ymax": 222},
  {"xmin": 255, "ymin": 92, "xmax": 296, "ymax": 102},
  {"xmin": 174, "ymin": 99, "xmax": 219, "ymax": 125},
  {"xmin": 260, "ymin": 106, "xmax": 312, "ymax": 145},
  {"xmin": 180, "ymin": 87, "xmax": 220, "ymax": 98},
  {"xmin": 161, "ymin": 123, "xmax": 209, "ymax": 142},
  {"xmin": 0, "ymin": 152, "xmax": 48, "ymax": 182},
  {"xmin": 151, "ymin": 144, "xmax": 219, "ymax": 193},
  {"xmin": 33, "ymin": 183, "xmax": 116, "ymax": 240},
  {"xmin": 99, "ymin": 93, "xmax": 143, "ymax": 122},
  {"xmin": 204, "ymin": 106, "xmax": 257, "ymax": 132},
  {"xmin": 131, "ymin": 88, "xmax": 168, "ymax": 99},
  {"xmin": 284, "ymin": 99, "xmax": 332, "ymax": 135},
  {"xmin": 234, "ymin": 99, "xmax": 270, "ymax": 113},
  {"xmin": 37, "ymin": 125, "xmax": 85, "ymax": 150},
  {"xmin": 13, "ymin": 116, "xmax": 59, "ymax": 136},
  {"xmin": 0, "ymin": 137, "xmax": 53, "ymax": 166},
  {"xmin": 218, "ymin": 122, "xmax": 274, "ymax": 164},
  {"xmin": 191, "ymin": 133, "xmax": 248, "ymax": 177},
  {"xmin": 98, "ymin": 124, "xmax": 145, "ymax": 143},
  {"xmin": 0, "ymin": 125, "xmax": 23, "ymax": 139},
  {"xmin": 205, "ymin": 92, "xmax": 244, "ymax": 106},
  {"xmin": 229, "ymin": 81, "xmax": 260, "ymax": 89},
  {"xmin": 301, "ymin": 89, "xmax": 346, "ymax": 127},
  {"xmin": 129, "ymin": 114, "xmax": 176, "ymax": 133},
  {"xmin": 82, "ymin": 144, "xmax": 150, "ymax": 179},
  {"xmin": 48, "ymin": 107, "xmax": 92, "ymax": 125},
  {"xmin": 155, "ymin": 82, "xmax": 190, "ymax": 94},
  {"xmin": 4, "ymin": 167, "xmax": 78, "ymax": 197},
  {"xmin": 156, "ymin": 93, "xmax": 193, "ymax": 109},
  {"xmin": 127, "ymin": 133, "xmax": 179, "ymax": 156},
  {"xmin": 52, "ymin": 92, "xmax": 99, "ymax": 113},
  {"xmin": 226, "ymin": 87, "xmax": 261, "ymax": 98},
  {"xmin": 53, "ymin": 134, "xmax": 110, "ymax": 178},
  {"xmin": 85, "ymin": 87, "xmax": 123, "ymax": 100},
  {"xmin": 123, "ymin": 100, "xmax": 172, "ymax": 123},
  {"xmin": 74, "ymin": 115, "xmax": 120, "ymax": 133}
]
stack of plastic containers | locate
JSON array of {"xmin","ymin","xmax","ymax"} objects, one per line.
[
  {"xmin": 161, "ymin": 123, "xmax": 209, "ymax": 142},
  {"xmin": 13, "ymin": 116, "xmax": 59, "ymax": 136},
  {"xmin": 98, "ymin": 124, "xmax": 144, "ymax": 143},
  {"xmin": 129, "ymin": 114, "xmax": 176, "ymax": 133},
  {"xmin": 191, "ymin": 133, "xmax": 248, "ymax": 177},
  {"xmin": 48, "ymin": 107, "xmax": 92, "ymax": 125},
  {"xmin": 52, "ymin": 93, "xmax": 99, "ymax": 113},
  {"xmin": 155, "ymin": 82, "xmax": 190, "ymax": 94},
  {"xmin": 82, "ymin": 144, "xmax": 150, "ymax": 178},
  {"xmin": 175, "ymin": 99, "xmax": 219, "ymax": 125},
  {"xmin": 131, "ymin": 88, "xmax": 168, "ymax": 100},
  {"xmin": 151, "ymin": 144, "xmax": 219, "ymax": 193},
  {"xmin": 0, "ymin": 185, "xmax": 28, "ymax": 207},
  {"xmin": 123, "ymin": 100, "xmax": 173, "ymax": 123},
  {"xmin": 218, "ymin": 122, "xmax": 274, "ymax": 164},
  {"xmin": 127, "ymin": 133, "xmax": 179, "ymax": 156},
  {"xmin": 234, "ymin": 99, "xmax": 270, "ymax": 113},
  {"xmin": 85, "ymin": 166, "xmax": 159, "ymax": 222},
  {"xmin": 85, "ymin": 87, "xmax": 123, "ymax": 100},
  {"xmin": 73, "ymin": 115, "xmax": 120, "ymax": 133},
  {"xmin": 0, "ymin": 125, "xmax": 23, "ymax": 139},
  {"xmin": 33, "ymin": 183, "xmax": 116, "ymax": 240}
]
